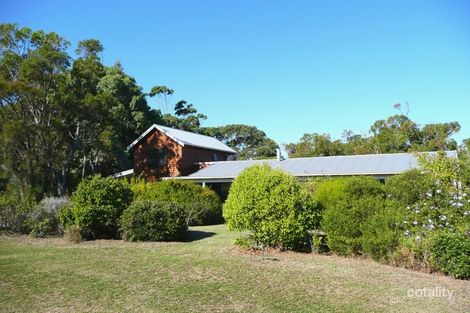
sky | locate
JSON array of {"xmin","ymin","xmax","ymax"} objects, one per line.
[{"xmin": 1, "ymin": 0, "xmax": 470, "ymax": 150}]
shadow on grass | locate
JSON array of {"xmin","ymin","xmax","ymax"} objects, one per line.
[{"xmin": 184, "ymin": 230, "xmax": 216, "ymax": 242}]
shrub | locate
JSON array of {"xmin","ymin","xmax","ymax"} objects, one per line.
[
  {"xmin": 402, "ymin": 153, "xmax": 470, "ymax": 240},
  {"xmin": 322, "ymin": 177, "xmax": 385, "ymax": 255},
  {"xmin": 72, "ymin": 175, "xmax": 133, "ymax": 216},
  {"xmin": 223, "ymin": 164, "xmax": 320, "ymax": 250},
  {"xmin": 385, "ymin": 169, "xmax": 433, "ymax": 206},
  {"xmin": 70, "ymin": 175, "xmax": 133, "ymax": 239},
  {"xmin": 360, "ymin": 201, "xmax": 405, "ymax": 261},
  {"xmin": 120, "ymin": 200, "xmax": 187, "ymax": 241},
  {"xmin": 64, "ymin": 225, "xmax": 82, "ymax": 243},
  {"xmin": 28, "ymin": 196, "xmax": 70, "ymax": 237},
  {"xmin": 57, "ymin": 204, "xmax": 75, "ymax": 229},
  {"xmin": 0, "ymin": 186, "xmax": 36, "ymax": 233},
  {"xmin": 132, "ymin": 180, "xmax": 222, "ymax": 226},
  {"xmin": 74, "ymin": 205, "xmax": 118, "ymax": 239},
  {"xmin": 429, "ymin": 231, "xmax": 470, "ymax": 279},
  {"xmin": 311, "ymin": 178, "xmax": 348, "ymax": 211}
]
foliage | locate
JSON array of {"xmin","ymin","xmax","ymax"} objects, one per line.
[
  {"xmin": 27, "ymin": 196, "xmax": 70, "ymax": 237},
  {"xmin": 0, "ymin": 24, "xmax": 163, "ymax": 198},
  {"xmin": 202, "ymin": 124, "xmax": 278, "ymax": 160},
  {"xmin": 120, "ymin": 200, "xmax": 187, "ymax": 241},
  {"xmin": 285, "ymin": 113, "xmax": 461, "ymax": 158},
  {"xmin": 57, "ymin": 205, "xmax": 75, "ymax": 229},
  {"xmin": 428, "ymin": 231, "xmax": 470, "ymax": 279},
  {"xmin": 70, "ymin": 175, "xmax": 133, "ymax": 239},
  {"xmin": 385, "ymin": 169, "xmax": 433, "ymax": 206},
  {"xmin": 403, "ymin": 152, "xmax": 470, "ymax": 240},
  {"xmin": 132, "ymin": 179, "xmax": 222, "ymax": 226},
  {"xmin": 322, "ymin": 177, "xmax": 385, "ymax": 255},
  {"xmin": 0, "ymin": 185, "xmax": 36, "ymax": 233},
  {"xmin": 223, "ymin": 164, "xmax": 320, "ymax": 250},
  {"xmin": 72, "ymin": 175, "xmax": 133, "ymax": 217},
  {"xmin": 310, "ymin": 178, "xmax": 348, "ymax": 212},
  {"xmin": 360, "ymin": 202, "xmax": 405, "ymax": 261},
  {"xmin": 73, "ymin": 204, "xmax": 117, "ymax": 239}
]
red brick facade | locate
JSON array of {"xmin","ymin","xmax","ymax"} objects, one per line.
[{"xmin": 133, "ymin": 129, "xmax": 234, "ymax": 181}]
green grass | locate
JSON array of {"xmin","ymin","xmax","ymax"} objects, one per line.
[{"xmin": 1, "ymin": 225, "xmax": 469, "ymax": 313}]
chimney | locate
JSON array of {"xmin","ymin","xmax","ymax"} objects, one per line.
[{"xmin": 276, "ymin": 148, "xmax": 281, "ymax": 162}]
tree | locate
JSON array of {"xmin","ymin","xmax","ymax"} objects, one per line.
[
  {"xmin": 203, "ymin": 124, "xmax": 278, "ymax": 160},
  {"xmin": 285, "ymin": 133, "xmax": 344, "ymax": 157},
  {"xmin": 285, "ymin": 111, "xmax": 461, "ymax": 158},
  {"xmin": 0, "ymin": 24, "xmax": 164, "ymax": 197}
]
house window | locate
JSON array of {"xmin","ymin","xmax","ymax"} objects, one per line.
[{"xmin": 147, "ymin": 149, "xmax": 168, "ymax": 168}]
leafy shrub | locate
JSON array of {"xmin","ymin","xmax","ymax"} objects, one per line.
[
  {"xmin": 322, "ymin": 177, "xmax": 385, "ymax": 255},
  {"xmin": 223, "ymin": 164, "xmax": 320, "ymax": 250},
  {"xmin": 120, "ymin": 200, "xmax": 187, "ymax": 241},
  {"xmin": 64, "ymin": 225, "xmax": 82, "ymax": 243},
  {"xmin": 311, "ymin": 178, "xmax": 348, "ymax": 211},
  {"xmin": 385, "ymin": 169, "xmax": 433, "ymax": 206},
  {"xmin": 57, "ymin": 204, "xmax": 75, "ymax": 229},
  {"xmin": 0, "ymin": 184, "xmax": 37, "ymax": 233},
  {"xmin": 429, "ymin": 231, "xmax": 470, "ymax": 279},
  {"xmin": 72, "ymin": 175, "xmax": 133, "ymax": 216},
  {"xmin": 132, "ymin": 180, "xmax": 222, "ymax": 226},
  {"xmin": 402, "ymin": 153, "xmax": 470, "ymax": 240},
  {"xmin": 74, "ymin": 205, "xmax": 118, "ymax": 239},
  {"xmin": 28, "ymin": 196, "xmax": 70, "ymax": 237},
  {"xmin": 360, "ymin": 202, "xmax": 405, "ymax": 261},
  {"xmin": 70, "ymin": 175, "xmax": 133, "ymax": 239}
]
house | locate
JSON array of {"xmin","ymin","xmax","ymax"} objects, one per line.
[
  {"xmin": 167, "ymin": 150, "xmax": 457, "ymax": 199},
  {"xmin": 118, "ymin": 124, "xmax": 236, "ymax": 181},
  {"xmin": 115, "ymin": 124, "xmax": 457, "ymax": 199}
]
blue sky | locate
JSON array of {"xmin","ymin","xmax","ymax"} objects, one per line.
[{"xmin": 1, "ymin": 0, "xmax": 470, "ymax": 148}]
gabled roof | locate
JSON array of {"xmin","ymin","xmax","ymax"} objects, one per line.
[
  {"xmin": 180, "ymin": 151, "xmax": 457, "ymax": 182},
  {"xmin": 127, "ymin": 124, "xmax": 237, "ymax": 154}
]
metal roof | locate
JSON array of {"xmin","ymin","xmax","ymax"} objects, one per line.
[
  {"xmin": 127, "ymin": 124, "xmax": 237, "ymax": 153},
  {"xmin": 182, "ymin": 151, "xmax": 458, "ymax": 181}
]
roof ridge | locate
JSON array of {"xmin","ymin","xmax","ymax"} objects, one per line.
[{"xmin": 156, "ymin": 124, "xmax": 219, "ymax": 140}]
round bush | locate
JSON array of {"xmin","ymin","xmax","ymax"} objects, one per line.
[
  {"xmin": 71, "ymin": 175, "xmax": 133, "ymax": 239},
  {"xmin": 322, "ymin": 177, "xmax": 385, "ymax": 255},
  {"xmin": 429, "ymin": 231, "xmax": 470, "ymax": 279},
  {"xmin": 132, "ymin": 180, "xmax": 222, "ymax": 226},
  {"xmin": 74, "ymin": 205, "xmax": 117, "ymax": 239},
  {"xmin": 120, "ymin": 200, "xmax": 187, "ymax": 241},
  {"xmin": 72, "ymin": 175, "xmax": 133, "ymax": 215},
  {"xmin": 223, "ymin": 164, "xmax": 319, "ymax": 250}
]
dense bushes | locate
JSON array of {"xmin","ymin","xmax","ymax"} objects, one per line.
[
  {"xmin": 132, "ymin": 179, "xmax": 222, "ymax": 226},
  {"xmin": 360, "ymin": 203, "xmax": 405, "ymax": 261},
  {"xmin": 322, "ymin": 177, "xmax": 386, "ymax": 255},
  {"xmin": 384, "ymin": 169, "xmax": 432, "ymax": 205},
  {"xmin": 223, "ymin": 164, "xmax": 319, "ymax": 250},
  {"xmin": 429, "ymin": 231, "xmax": 470, "ymax": 279},
  {"xmin": 121, "ymin": 200, "xmax": 187, "ymax": 241},
  {"xmin": 67, "ymin": 175, "xmax": 133, "ymax": 239},
  {"xmin": 0, "ymin": 186, "xmax": 36, "ymax": 233},
  {"xmin": 28, "ymin": 197, "xmax": 71, "ymax": 237}
]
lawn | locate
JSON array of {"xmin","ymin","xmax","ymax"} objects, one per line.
[{"xmin": 0, "ymin": 225, "xmax": 469, "ymax": 313}]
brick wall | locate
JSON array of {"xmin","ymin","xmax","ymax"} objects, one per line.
[{"xmin": 133, "ymin": 129, "xmax": 235, "ymax": 180}]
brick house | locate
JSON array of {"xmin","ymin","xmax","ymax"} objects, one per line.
[{"xmin": 121, "ymin": 124, "xmax": 236, "ymax": 181}]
